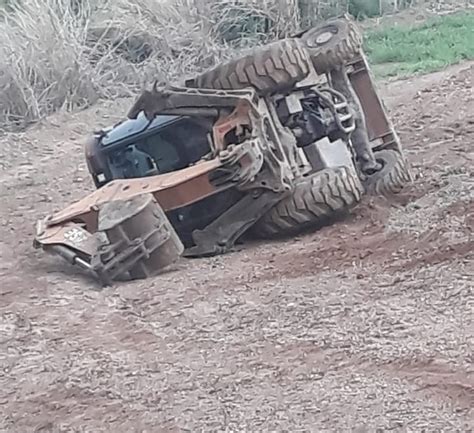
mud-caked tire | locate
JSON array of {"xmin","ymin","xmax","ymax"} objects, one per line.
[
  {"xmin": 300, "ymin": 18, "xmax": 362, "ymax": 73},
  {"xmin": 363, "ymin": 149, "xmax": 412, "ymax": 196},
  {"xmin": 187, "ymin": 39, "xmax": 312, "ymax": 95},
  {"xmin": 253, "ymin": 166, "xmax": 364, "ymax": 237}
]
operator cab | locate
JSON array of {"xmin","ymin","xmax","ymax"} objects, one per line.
[
  {"xmin": 86, "ymin": 112, "xmax": 235, "ymax": 247},
  {"xmin": 90, "ymin": 112, "xmax": 212, "ymax": 187}
]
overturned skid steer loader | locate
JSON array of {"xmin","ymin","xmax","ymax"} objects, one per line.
[{"xmin": 33, "ymin": 17, "xmax": 411, "ymax": 284}]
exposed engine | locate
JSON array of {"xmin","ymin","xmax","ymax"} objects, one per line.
[{"xmin": 276, "ymin": 86, "xmax": 355, "ymax": 147}]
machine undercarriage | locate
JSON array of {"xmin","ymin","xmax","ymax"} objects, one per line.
[{"xmin": 33, "ymin": 17, "xmax": 411, "ymax": 284}]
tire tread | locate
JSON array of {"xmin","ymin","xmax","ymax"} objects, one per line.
[
  {"xmin": 188, "ymin": 39, "xmax": 311, "ymax": 95},
  {"xmin": 254, "ymin": 166, "xmax": 363, "ymax": 237}
]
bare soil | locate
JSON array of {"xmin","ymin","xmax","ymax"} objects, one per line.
[{"xmin": 0, "ymin": 62, "xmax": 473, "ymax": 432}]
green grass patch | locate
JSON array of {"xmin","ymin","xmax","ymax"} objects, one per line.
[{"xmin": 364, "ymin": 12, "xmax": 474, "ymax": 78}]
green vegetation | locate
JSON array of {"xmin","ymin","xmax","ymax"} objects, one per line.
[{"xmin": 364, "ymin": 12, "xmax": 474, "ymax": 78}]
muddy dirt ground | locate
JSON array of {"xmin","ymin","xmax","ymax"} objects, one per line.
[{"xmin": 0, "ymin": 62, "xmax": 473, "ymax": 432}]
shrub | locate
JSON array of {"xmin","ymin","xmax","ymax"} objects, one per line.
[{"xmin": 0, "ymin": 0, "xmax": 300, "ymax": 129}]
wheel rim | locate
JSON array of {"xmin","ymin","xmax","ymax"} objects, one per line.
[
  {"xmin": 306, "ymin": 25, "xmax": 338, "ymax": 48},
  {"xmin": 316, "ymin": 30, "xmax": 334, "ymax": 44}
]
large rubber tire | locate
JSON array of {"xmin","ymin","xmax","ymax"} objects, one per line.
[
  {"xmin": 363, "ymin": 149, "xmax": 412, "ymax": 195},
  {"xmin": 300, "ymin": 18, "xmax": 362, "ymax": 73},
  {"xmin": 253, "ymin": 166, "xmax": 364, "ymax": 237},
  {"xmin": 187, "ymin": 39, "xmax": 311, "ymax": 95}
]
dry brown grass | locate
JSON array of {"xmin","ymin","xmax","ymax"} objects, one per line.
[
  {"xmin": 0, "ymin": 0, "xmax": 302, "ymax": 130},
  {"xmin": 0, "ymin": 0, "xmax": 452, "ymax": 130}
]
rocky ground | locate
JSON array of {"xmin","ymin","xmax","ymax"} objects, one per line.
[{"xmin": 0, "ymin": 61, "xmax": 472, "ymax": 432}]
